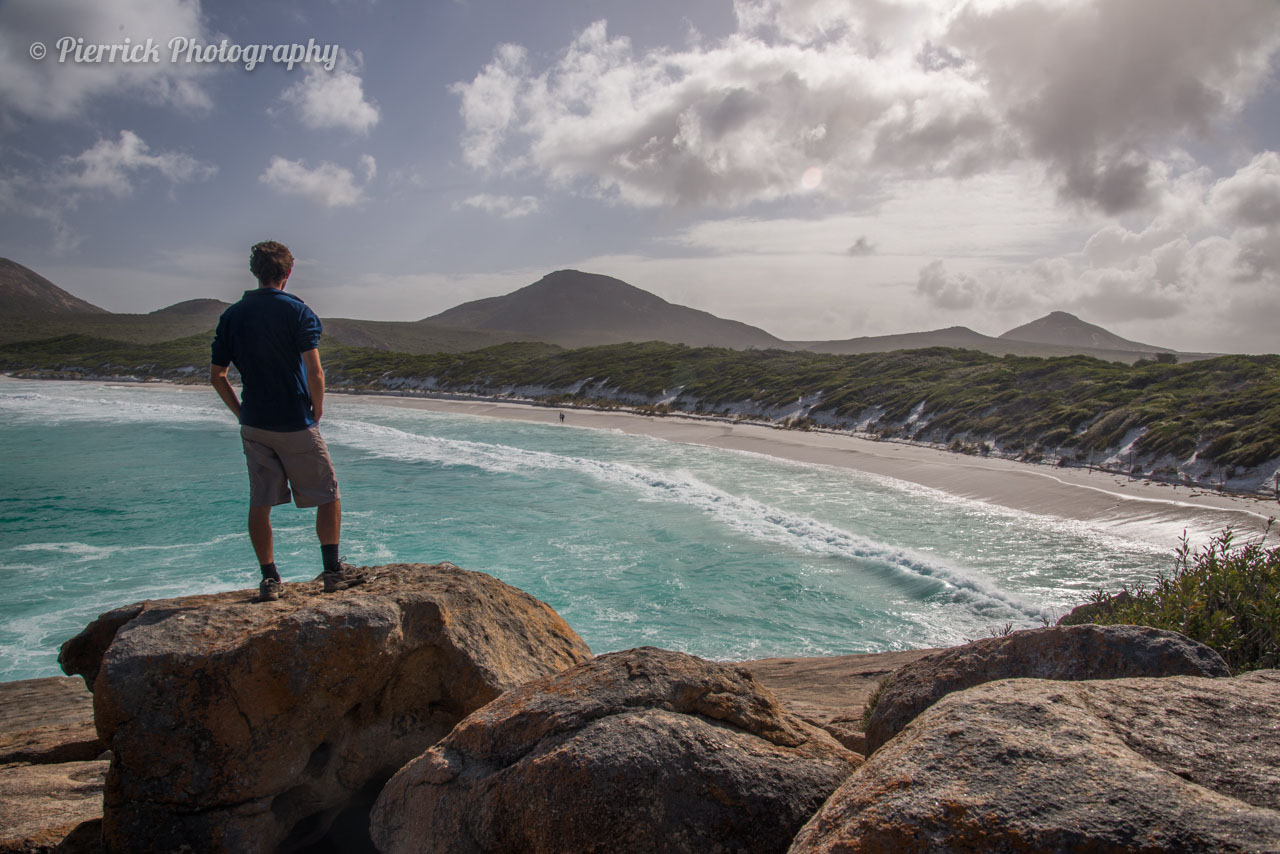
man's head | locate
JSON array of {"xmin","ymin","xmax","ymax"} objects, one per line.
[{"xmin": 249, "ymin": 241, "xmax": 294, "ymax": 288}]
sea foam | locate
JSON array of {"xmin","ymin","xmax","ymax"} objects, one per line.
[{"xmin": 327, "ymin": 418, "xmax": 1041, "ymax": 619}]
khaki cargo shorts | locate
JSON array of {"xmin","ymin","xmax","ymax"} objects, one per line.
[{"xmin": 241, "ymin": 424, "xmax": 340, "ymax": 508}]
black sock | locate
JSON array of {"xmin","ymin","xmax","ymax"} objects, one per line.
[
  {"xmin": 321, "ymin": 544, "xmax": 340, "ymax": 574},
  {"xmin": 260, "ymin": 562, "xmax": 281, "ymax": 583}
]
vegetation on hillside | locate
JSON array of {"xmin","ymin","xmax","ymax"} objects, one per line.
[
  {"xmin": 0, "ymin": 315, "xmax": 222, "ymax": 347},
  {"xmin": 0, "ymin": 333, "xmax": 213, "ymax": 375},
  {"xmin": 330, "ymin": 340, "xmax": 1279, "ymax": 474},
  {"xmin": 3, "ymin": 335, "xmax": 1279, "ymax": 479},
  {"xmin": 1062, "ymin": 526, "xmax": 1280, "ymax": 673}
]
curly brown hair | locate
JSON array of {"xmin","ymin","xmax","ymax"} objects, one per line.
[{"xmin": 249, "ymin": 241, "xmax": 294, "ymax": 286}]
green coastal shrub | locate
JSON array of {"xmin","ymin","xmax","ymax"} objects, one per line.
[
  {"xmin": 861, "ymin": 674, "xmax": 893, "ymax": 730},
  {"xmin": 1071, "ymin": 525, "xmax": 1280, "ymax": 673}
]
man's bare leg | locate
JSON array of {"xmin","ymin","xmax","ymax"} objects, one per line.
[
  {"xmin": 249, "ymin": 506, "xmax": 274, "ymax": 564},
  {"xmin": 317, "ymin": 498, "xmax": 340, "ymax": 546}
]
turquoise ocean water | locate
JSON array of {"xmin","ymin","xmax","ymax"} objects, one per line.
[{"xmin": 1, "ymin": 379, "xmax": 1181, "ymax": 681}]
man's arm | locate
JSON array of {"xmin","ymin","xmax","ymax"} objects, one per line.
[
  {"xmin": 303, "ymin": 347, "xmax": 325, "ymax": 422},
  {"xmin": 210, "ymin": 363, "xmax": 241, "ymax": 420}
]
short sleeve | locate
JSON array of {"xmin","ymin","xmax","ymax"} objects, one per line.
[
  {"xmin": 296, "ymin": 306, "xmax": 322, "ymax": 352},
  {"xmin": 211, "ymin": 313, "xmax": 231, "ymax": 366}
]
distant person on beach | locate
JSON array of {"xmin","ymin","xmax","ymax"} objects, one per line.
[
  {"xmin": 559, "ymin": 411, "xmax": 565, "ymax": 423},
  {"xmin": 210, "ymin": 241, "xmax": 363, "ymax": 602}
]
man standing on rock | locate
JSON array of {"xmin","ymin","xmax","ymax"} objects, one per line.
[{"xmin": 210, "ymin": 240, "xmax": 364, "ymax": 602}]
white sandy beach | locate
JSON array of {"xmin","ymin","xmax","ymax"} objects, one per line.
[{"xmin": 352, "ymin": 392, "xmax": 1276, "ymax": 547}]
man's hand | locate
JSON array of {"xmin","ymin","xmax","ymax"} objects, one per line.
[
  {"xmin": 303, "ymin": 348, "xmax": 325, "ymax": 422},
  {"xmin": 210, "ymin": 363, "xmax": 241, "ymax": 420}
]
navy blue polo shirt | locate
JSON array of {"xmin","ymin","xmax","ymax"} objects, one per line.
[{"xmin": 211, "ymin": 288, "xmax": 323, "ymax": 431}]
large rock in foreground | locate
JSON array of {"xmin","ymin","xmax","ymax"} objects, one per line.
[
  {"xmin": 372, "ymin": 646, "xmax": 860, "ymax": 854},
  {"xmin": 791, "ymin": 670, "xmax": 1280, "ymax": 854},
  {"xmin": 864, "ymin": 624, "xmax": 1229, "ymax": 753},
  {"xmin": 58, "ymin": 563, "xmax": 592, "ymax": 854}
]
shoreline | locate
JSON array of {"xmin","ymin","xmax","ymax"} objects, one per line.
[
  {"xmin": 345, "ymin": 391, "xmax": 1275, "ymax": 547},
  {"xmin": 6, "ymin": 374, "xmax": 1275, "ymax": 545}
]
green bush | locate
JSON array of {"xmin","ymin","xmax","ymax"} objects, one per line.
[
  {"xmin": 861, "ymin": 674, "xmax": 893, "ymax": 729},
  {"xmin": 1073, "ymin": 525, "xmax": 1280, "ymax": 673}
]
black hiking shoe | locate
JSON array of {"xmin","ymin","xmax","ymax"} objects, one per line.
[
  {"xmin": 321, "ymin": 561, "xmax": 371, "ymax": 592},
  {"xmin": 258, "ymin": 578, "xmax": 284, "ymax": 602}
]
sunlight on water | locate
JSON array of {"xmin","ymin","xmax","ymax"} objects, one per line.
[{"xmin": 0, "ymin": 380, "xmax": 1181, "ymax": 680}]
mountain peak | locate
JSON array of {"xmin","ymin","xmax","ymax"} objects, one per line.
[
  {"xmin": 0, "ymin": 258, "xmax": 108, "ymax": 316},
  {"xmin": 999, "ymin": 311, "xmax": 1168, "ymax": 354},
  {"xmin": 527, "ymin": 269, "xmax": 667, "ymax": 301},
  {"xmin": 423, "ymin": 270, "xmax": 787, "ymax": 350}
]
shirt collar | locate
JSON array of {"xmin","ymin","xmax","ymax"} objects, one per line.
[{"xmin": 243, "ymin": 288, "xmax": 306, "ymax": 304}]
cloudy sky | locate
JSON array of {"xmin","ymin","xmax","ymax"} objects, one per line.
[{"xmin": 2, "ymin": 0, "xmax": 1278, "ymax": 353}]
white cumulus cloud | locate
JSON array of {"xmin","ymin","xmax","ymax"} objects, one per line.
[
  {"xmin": 452, "ymin": 43, "xmax": 528, "ymax": 171},
  {"xmin": 53, "ymin": 130, "xmax": 215, "ymax": 196},
  {"xmin": 907, "ymin": 153, "xmax": 1280, "ymax": 351},
  {"xmin": 1211, "ymin": 150, "xmax": 1280, "ymax": 230},
  {"xmin": 278, "ymin": 50, "xmax": 380, "ymax": 134},
  {"xmin": 259, "ymin": 155, "xmax": 375, "ymax": 207},
  {"xmin": 452, "ymin": 0, "xmax": 1280, "ymax": 213},
  {"xmin": 0, "ymin": 0, "xmax": 215, "ymax": 120}
]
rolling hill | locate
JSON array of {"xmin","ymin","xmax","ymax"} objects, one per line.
[
  {"xmin": 149, "ymin": 298, "xmax": 232, "ymax": 318},
  {"xmin": 423, "ymin": 269, "xmax": 791, "ymax": 350},
  {"xmin": 791, "ymin": 314, "xmax": 1217, "ymax": 363},
  {"xmin": 795, "ymin": 326, "xmax": 997, "ymax": 355},
  {"xmin": 321, "ymin": 318, "xmax": 544, "ymax": 353},
  {"xmin": 0, "ymin": 266, "xmax": 534, "ymax": 353}
]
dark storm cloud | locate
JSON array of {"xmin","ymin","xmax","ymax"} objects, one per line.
[{"xmin": 946, "ymin": 0, "xmax": 1280, "ymax": 213}]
